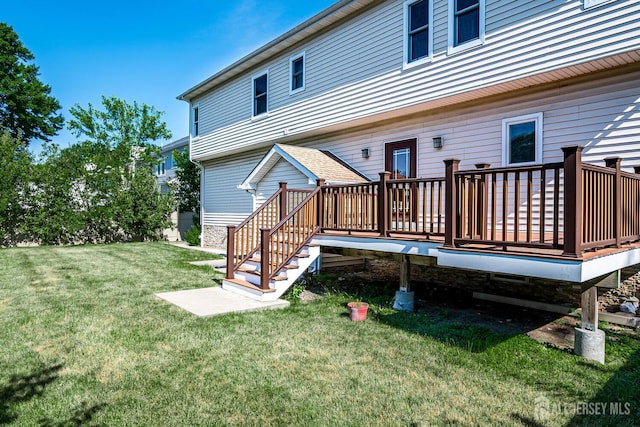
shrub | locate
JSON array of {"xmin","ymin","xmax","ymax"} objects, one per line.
[{"xmin": 185, "ymin": 225, "xmax": 201, "ymax": 246}]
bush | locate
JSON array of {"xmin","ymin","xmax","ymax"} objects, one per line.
[{"xmin": 185, "ymin": 225, "xmax": 201, "ymax": 246}]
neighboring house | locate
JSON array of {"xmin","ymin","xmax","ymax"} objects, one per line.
[
  {"xmin": 156, "ymin": 136, "xmax": 194, "ymax": 241},
  {"xmin": 178, "ymin": 0, "xmax": 640, "ymax": 360}
]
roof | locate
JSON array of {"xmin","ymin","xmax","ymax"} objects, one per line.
[
  {"xmin": 239, "ymin": 144, "xmax": 369, "ymax": 189},
  {"xmin": 177, "ymin": 0, "xmax": 379, "ymax": 102},
  {"xmin": 160, "ymin": 136, "xmax": 189, "ymax": 155}
]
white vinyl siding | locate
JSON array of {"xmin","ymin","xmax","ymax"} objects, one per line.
[
  {"xmin": 200, "ymin": 71, "xmax": 640, "ymax": 226},
  {"xmin": 254, "ymin": 159, "xmax": 314, "ymax": 208},
  {"xmin": 190, "ymin": 0, "xmax": 638, "ymax": 161}
]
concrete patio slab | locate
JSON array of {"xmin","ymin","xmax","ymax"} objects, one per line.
[{"xmin": 155, "ymin": 286, "xmax": 289, "ymax": 317}]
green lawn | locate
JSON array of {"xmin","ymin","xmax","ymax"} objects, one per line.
[{"xmin": 0, "ymin": 243, "xmax": 638, "ymax": 426}]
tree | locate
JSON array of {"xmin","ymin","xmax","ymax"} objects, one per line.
[
  {"xmin": 67, "ymin": 95, "xmax": 171, "ymax": 151},
  {"xmin": 0, "ymin": 131, "xmax": 32, "ymax": 245},
  {"xmin": 172, "ymin": 147, "xmax": 200, "ymax": 214},
  {"xmin": 0, "ymin": 23, "xmax": 64, "ymax": 143}
]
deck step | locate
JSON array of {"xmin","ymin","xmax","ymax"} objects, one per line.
[
  {"xmin": 223, "ymin": 278, "xmax": 276, "ymax": 293},
  {"xmin": 236, "ymin": 268, "xmax": 288, "ymax": 281}
]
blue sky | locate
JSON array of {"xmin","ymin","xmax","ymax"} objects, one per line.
[{"xmin": 3, "ymin": 0, "xmax": 336, "ymax": 152}]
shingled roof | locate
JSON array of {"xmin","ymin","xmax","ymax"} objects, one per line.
[{"xmin": 238, "ymin": 144, "xmax": 369, "ymax": 190}]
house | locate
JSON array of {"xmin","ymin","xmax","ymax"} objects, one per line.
[
  {"xmin": 156, "ymin": 136, "xmax": 194, "ymax": 240},
  {"xmin": 178, "ymin": 0, "xmax": 640, "ymax": 362}
]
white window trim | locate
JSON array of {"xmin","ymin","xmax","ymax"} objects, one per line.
[
  {"xmin": 289, "ymin": 51, "xmax": 306, "ymax": 95},
  {"xmin": 447, "ymin": 0, "xmax": 485, "ymax": 56},
  {"xmin": 403, "ymin": 0, "xmax": 434, "ymax": 69},
  {"xmin": 191, "ymin": 104, "xmax": 200, "ymax": 139},
  {"xmin": 251, "ymin": 69, "xmax": 269, "ymax": 119},
  {"xmin": 501, "ymin": 113, "xmax": 543, "ymax": 167},
  {"xmin": 583, "ymin": 0, "xmax": 614, "ymax": 9}
]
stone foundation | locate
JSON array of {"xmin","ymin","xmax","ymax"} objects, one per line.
[{"xmin": 202, "ymin": 225, "xmax": 227, "ymax": 250}]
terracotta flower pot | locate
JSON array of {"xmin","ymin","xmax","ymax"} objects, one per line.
[{"xmin": 347, "ymin": 302, "xmax": 369, "ymax": 322}]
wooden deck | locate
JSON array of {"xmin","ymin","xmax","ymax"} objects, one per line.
[{"xmin": 227, "ymin": 146, "xmax": 640, "ymax": 283}]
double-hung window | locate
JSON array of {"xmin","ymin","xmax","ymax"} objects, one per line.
[
  {"xmin": 448, "ymin": 0, "xmax": 485, "ymax": 54},
  {"xmin": 192, "ymin": 105, "xmax": 199, "ymax": 138},
  {"xmin": 253, "ymin": 71, "xmax": 268, "ymax": 117},
  {"xmin": 404, "ymin": 0, "xmax": 432, "ymax": 67},
  {"xmin": 289, "ymin": 52, "xmax": 305, "ymax": 94},
  {"xmin": 502, "ymin": 113, "xmax": 543, "ymax": 166}
]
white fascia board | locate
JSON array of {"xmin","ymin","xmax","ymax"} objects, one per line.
[
  {"xmin": 436, "ymin": 249, "xmax": 583, "ymax": 282},
  {"xmin": 311, "ymin": 235, "xmax": 441, "ymax": 257},
  {"xmin": 581, "ymin": 248, "xmax": 640, "ymax": 282},
  {"xmin": 238, "ymin": 144, "xmax": 318, "ymax": 190}
]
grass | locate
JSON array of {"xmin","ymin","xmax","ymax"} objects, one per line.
[{"xmin": 0, "ymin": 243, "xmax": 638, "ymax": 426}]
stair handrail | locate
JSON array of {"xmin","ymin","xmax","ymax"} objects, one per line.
[
  {"xmin": 260, "ymin": 186, "xmax": 322, "ymax": 289},
  {"xmin": 226, "ymin": 184, "xmax": 285, "ymax": 279}
]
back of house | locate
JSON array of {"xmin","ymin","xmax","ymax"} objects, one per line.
[{"xmin": 178, "ymin": 0, "xmax": 639, "ymax": 248}]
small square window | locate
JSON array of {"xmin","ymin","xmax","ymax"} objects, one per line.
[
  {"xmin": 253, "ymin": 72, "xmax": 268, "ymax": 117},
  {"xmin": 289, "ymin": 52, "xmax": 305, "ymax": 94},
  {"xmin": 502, "ymin": 113, "xmax": 543, "ymax": 166}
]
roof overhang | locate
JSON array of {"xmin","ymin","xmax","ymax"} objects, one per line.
[
  {"xmin": 177, "ymin": 0, "xmax": 380, "ymax": 102},
  {"xmin": 238, "ymin": 145, "xmax": 317, "ymax": 190}
]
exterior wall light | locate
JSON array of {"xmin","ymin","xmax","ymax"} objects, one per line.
[
  {"xmin": 433, "ymin": 136, "xmax": 443, "ymax": 149},
  {"xmin": 361, "ymin": 148, "xmax": 370, "ymax": 158}
]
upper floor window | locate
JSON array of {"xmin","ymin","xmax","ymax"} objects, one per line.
[
  {"xmin": 156, "ymin": 161, "xmax": 166, "ymax": 176},
  {"xmin": 289, "ymin": 52, "xmax": 305, "ymax": 94},
  {"xmin": 502, "ymin": 113, "xmax": 543, "ymax": 166},
  {"xmin": 448, "ymin": 0, "xmax": 485, "ymax": 54},
  {"xmin": 253, "ymin": 71, "xmax": 268, "ymax": 117},
  {"xmin": 192, "ymin": 105, "xmax": 199, "ymax": 137},
  {"xmin": 404, "ymin": 0, "xmax": 432, "ymax": 67}
]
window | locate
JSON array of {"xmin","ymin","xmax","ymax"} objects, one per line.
[
  {"xmin": 502, "ymin": 113, "xmax": 543, "ymax": 166},
  {"xmin": 253, "ymin": 71, "xmax": 268, "ymax": 117},
  {"xmin": 448, "ymin": 0, "xmax": 484, "ymax": 54},
  {"xmin": 289, "ymin": 52, "xmax": 305, "ymax": 94},
  {"xmin": 192, "ymin": 105, "xmax": 199, "ymax": 137},
  {"xmin": 157, "ymin": 161, "xmax": 165, "ymax": 176},
  {"xmin": 404, "ymin": 0, "xmax": 432, "ymax": 67}
]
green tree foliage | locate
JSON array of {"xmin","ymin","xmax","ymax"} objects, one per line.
[
  {"xmin": 0, "ymin": 23, "xmax": 64, "ymax": 142},
  {"xmin": 0, "ymin": 131, "xmax": 32, "ymax": 245},
  {"xmin": 172, "ymin": 147, "xmax": 200, "ymax": 214},
  {"xmin": 67, "ymin": 95, "xmax": 171, "ymax": 151}
]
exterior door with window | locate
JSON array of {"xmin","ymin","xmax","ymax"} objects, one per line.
[{"xmin": 385, "ymin": 139, "xmax": 417, "ymax": 222}]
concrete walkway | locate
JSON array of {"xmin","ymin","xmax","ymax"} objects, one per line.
[
  {"xmin": 159, "ymin": 241, "xmax": 290, "ymax": 316},
  {"xmin": 155, "ymin": 287, "xmax": 290, "ymax": 317}
]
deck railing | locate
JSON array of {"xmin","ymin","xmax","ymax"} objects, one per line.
[
  {"xmin": 260, "ymin": 187, "xmax": 321, "ymax": 289},
  {"xmin": 453, "ymin": 162, "xmax": 564, "ymax": 249},
  {"xmin": 226, "ymin": 182, "xmax": 314, "ymax": 279},
  {"xmin": 226, "ymin": 147, "xmax": 640, "ymax": 284}
]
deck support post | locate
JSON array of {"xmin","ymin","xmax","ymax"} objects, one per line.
[
  {"xmin": 378, "ymin": 172, "xmax": 391, "ymax": 237},
  {"xmin": 562, "ymin": 146, "xmax": 583, "ymax": 257},
  {"xmin": 260, "ymin": 228, "xmax": 271, "ymax": 290},
  {"xmin": 604, "ymin": 157, "xmax": 622, "ymax": 248},
  {"xmin": 393, "ymin": 254, "xmax": 414, "ymax": 312},
  {"xmin": 399, "ymin": 255, "xmax": 410, "ymax": 292},
  {"xmin": 444, "ymin": 159, "xmax": 460, "ymax": 247},
  {"xmin": 226, "ymin": 225, "xmax": 236, "ymax": 280},
  {"xmin": 574, "ymin": 284, "xmax": 605, "ymax": 364},
  {"xmin": 278, "ymin": 182, "xmax": 288, "ymax": 221}
]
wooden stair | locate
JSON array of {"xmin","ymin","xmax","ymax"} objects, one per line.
[{"xmin": 222, "ymin": 244, "xmax": 320, "ymax": 301}]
